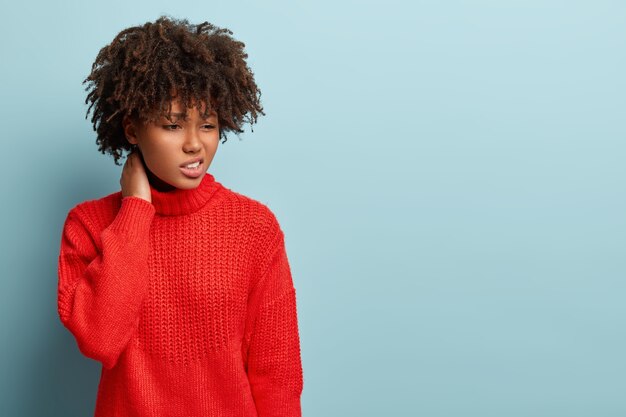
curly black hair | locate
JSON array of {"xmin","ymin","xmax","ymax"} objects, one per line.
[{"xmin": 83, "ymin": 15, "xmax": 265, "ymax": 165}]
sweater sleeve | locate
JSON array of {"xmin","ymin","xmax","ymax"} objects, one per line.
[
  {"xmin": 57, "ymin": 196, "xmax": 155, "ymax": 370},
  {"xmin": 243, "ymin": 225, "xmax": 304, "ymax": 417}
]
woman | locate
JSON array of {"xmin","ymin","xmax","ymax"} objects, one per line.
[{"xmin": 57, "ymin": 15, "xmax": 303, "ymax": 417}]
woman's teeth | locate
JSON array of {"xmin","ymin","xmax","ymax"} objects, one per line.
[{"xmin": 186, "ymin": 161, "xmax": 200, "ymax": 169}]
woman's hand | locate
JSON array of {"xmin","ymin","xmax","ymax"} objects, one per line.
[{"xmin": 121, "ymin": 149, "xmax": 152, "ymax": 203}]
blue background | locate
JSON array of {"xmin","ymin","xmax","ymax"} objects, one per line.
[{"xmin": 1, "ymin": 0, "xmax": 625, "ymax": 416}]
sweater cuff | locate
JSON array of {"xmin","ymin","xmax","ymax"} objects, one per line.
[{"xmin": 106, "ymin": 196, "xmax": 155, "ymax": 238}]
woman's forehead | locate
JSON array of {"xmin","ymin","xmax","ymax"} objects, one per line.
[
  {"xmin": 173, "ymin": 96, "xmax": 216, "ymax": 112},
  {"xmin": 151, "ymin": 100, "xmax": 217, "ymax": 119},
  {"xmin": 163, "ymin": 107, "xmax": 217, "ymax": 120}
]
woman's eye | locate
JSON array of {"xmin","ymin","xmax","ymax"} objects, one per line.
[{"xmin": 162, "ymin": 124, "xmax": 215, "ymax": 131}]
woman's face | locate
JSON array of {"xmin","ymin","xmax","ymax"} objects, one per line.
[{"xmin": 122, "ymin": 98, "xmax": 220, "ymax": 190}]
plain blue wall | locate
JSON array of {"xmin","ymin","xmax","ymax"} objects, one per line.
[{"xmin": 1, "ymin": 1, "xmax": 625, "ymax": 416}]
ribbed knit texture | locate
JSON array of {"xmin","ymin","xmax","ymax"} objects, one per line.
[{"xmin": 57, "ymin": 172, "xmax": 303, "ymax": 417}]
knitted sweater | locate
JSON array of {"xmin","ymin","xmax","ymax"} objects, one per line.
[{"xmin": 57, "ymin": 172, "xmax": 303, "ymax": 417}]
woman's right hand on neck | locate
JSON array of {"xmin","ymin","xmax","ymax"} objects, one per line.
[{"xmin": 121, "ymin": 150, "xmax": 152, "ymax": 203}]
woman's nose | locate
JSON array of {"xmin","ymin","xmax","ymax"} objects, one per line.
[{"xmin": 183, "ymin": 129, "xmax": 201, "ymax": 153}]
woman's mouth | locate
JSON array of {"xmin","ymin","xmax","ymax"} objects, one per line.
[{"xmin": 180, "ymin": 159, "xmax": 204, "ymax": 178}]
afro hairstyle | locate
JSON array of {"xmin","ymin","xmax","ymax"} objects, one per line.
[{"xmin": 83, "ymin": 15, "xmax": 265, "ymax": 165}]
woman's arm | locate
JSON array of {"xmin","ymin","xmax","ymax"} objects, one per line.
[
  {"xmin": 57, "ymin": 196, "xmax": 155, "ymax": 369},
  {"xmin": 243, "ymin": 224, "xmax": 304, "ymax": 417}
]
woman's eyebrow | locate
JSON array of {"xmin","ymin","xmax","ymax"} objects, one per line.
[{"xmin": 165, "ymin": 112, "xmax": 216, "ymax": 120}]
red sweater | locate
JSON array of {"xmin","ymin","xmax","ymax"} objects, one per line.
[{"xmin": 57, "ymin": 172, "xmax": 303, "ymax": 417}]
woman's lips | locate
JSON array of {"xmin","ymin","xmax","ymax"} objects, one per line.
[
  {"xmin": 179, "ymin": 161, "xmax": 204, "ymax": 178},
  {"xmin": 180, "ymin": 157, "xmax": 203, "ymax": 167}
]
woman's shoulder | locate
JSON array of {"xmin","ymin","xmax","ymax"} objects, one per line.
[
  {"xmin": 64, "ymin": 190, "xmax": 123, "ymax": 230},
  {"xmin": 216, "ymin": 185, "xmax": 284, "ymax": 242},
  {"xmin": 217, "ymin": 185, "xmax": 279, "ymax": 224}
]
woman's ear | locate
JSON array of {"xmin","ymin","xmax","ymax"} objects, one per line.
[{"xmin": 122, "ymin": 115, "xmax": 139, "ymax": 145}]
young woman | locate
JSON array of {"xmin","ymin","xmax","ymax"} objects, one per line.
[{"xmin": 57, "ymin": 15, "xmax": 303, "ymax": 417}]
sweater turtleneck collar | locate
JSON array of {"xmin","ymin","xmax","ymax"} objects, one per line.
[{"xmin": 149, "ymin": 172, "xmax": 221, "ymax": 216}]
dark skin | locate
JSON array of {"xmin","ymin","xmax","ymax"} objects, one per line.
[
  {"xmin": 120, "ymin": 151, "xmax": 152, "ymax": 203},
  {"xmin": 138, "ymin": 150, "xmax": 176, "ymax": 192},
  {"xmin": 121, "ymin": 96, "xmax": 221, "ymax": 200},
  {"xmin": 121, "ymin": 149, "xmax": 175, "ymax": 202}
]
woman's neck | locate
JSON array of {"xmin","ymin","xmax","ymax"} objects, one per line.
[{"xmin": 145, "ymin": 166, "xmax": 176, "ymax": 192}]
